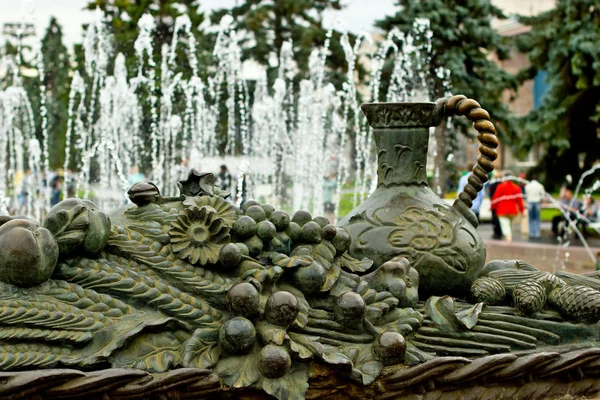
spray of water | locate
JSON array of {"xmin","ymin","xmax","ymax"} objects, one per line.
[{"xmin": 0, "ymin": 12, "xmax": 440, "ymax": 219}]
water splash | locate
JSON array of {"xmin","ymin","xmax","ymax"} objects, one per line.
[{"xmin": 1, "ymin": 12, "xmax": 440, "ymax": 219}]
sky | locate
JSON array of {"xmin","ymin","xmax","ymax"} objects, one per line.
[{"xmin": 0, "ymin": 0, "xmax": 398, "ymax": 46}]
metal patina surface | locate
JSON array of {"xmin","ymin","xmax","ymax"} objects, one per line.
[{"xmin": 0, "ymin": 96, "xmax": 599, "ymax": 400}]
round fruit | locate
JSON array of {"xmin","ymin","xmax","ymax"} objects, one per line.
[
  {"xmin": 219, "ymin": 243, "xmax": 242, "ymax": 268},
  {"xmin": 373, "ymin": 332, "xmax": 406, "ymax": 365},
  {"xmin": 331, "ymin": 228, "xmax": 351, "ymax": 255},
  {"xmin": 127, "ymin": 182, "xmax": 160, "ymax": 206},
  {"xmin": 226, "ymin": 283, "xmax": 260, "ymax": 316},
  {"xmin": 301, "ymin": 221, "xmax": 322, "ymax": 243},
  {"xmin": 244, "ymin": 235, "xmax": 264, "ymax": 256},
  {"xmin": 259, "ymin": 345, "xmax": 292, "ymax": 378},
  {"xmin": 292, "ymin": 210, "xmax": 312, "ymax": 226},
  {"xmin": 313, "ymin": 216, "xmax": 330, "ymax": 228},
  {"xmin": 265, "ymin": 291, "xmax": 300, "ymax": 327},
  {"xmin": 232, "ymin": 216, "xmax": 258, "ymax": 239},
  {"xmin": 293, "ymin": 262, "xmax": 326, "ymax": 294},
  {"xmin": 0, "ymin": 219, "xmax": 58, "ymax": 287},
  {"xmin": 286, "ymin": 222, "xmax": 302, "ymax": 242},
  {"xmin": 257, "ymin": 220, "xmax": 277, "ymax": 241},
  {"xmin": 245, "ymin": 205, "xmax": 267, "ymax": 222},
  {"xmin": 322, "ymin": 224, "xmax": 337, "ymax": 241},
  {"xmin": 219, "ymin": 317, "xmax": 256, "ymax": 354},
  {"xmin": 261, "ymin": 204, "xmax": 275, "ymax": 218},
  {"xmin": 241, "ymin": 200, "xmax": 260, "ymax": 213},
  {"xmin": 334, "ymin": 292, "xmax": 365, "ymax": 323},
  {"xmin": 270, "ymin": 211, "xmax": 291, "ymax": 231},
  {"xmin": 44, "ymin": 198, "xmax": 111, "ymax": 255},
  {"xmin": 235, "ymin": 242, "xmax": 250, "ymax": 256}
]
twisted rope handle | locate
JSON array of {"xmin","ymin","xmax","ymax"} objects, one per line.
[{"xmin": 442, "ymin": 95, "xmax": 499, "ymax": 211}]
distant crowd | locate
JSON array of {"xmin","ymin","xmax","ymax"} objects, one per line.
[
  {"xmin": 9, "ymin": 169, "xmax": 76, "ymax": 215},
  {"xmin": 458, "ymin": 166, "xmax": 598, "ymax": 242}
]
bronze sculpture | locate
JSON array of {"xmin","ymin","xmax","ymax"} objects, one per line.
[{"xmin": 0, "ymin": 95, "xmax": 599, "ymax": 399}]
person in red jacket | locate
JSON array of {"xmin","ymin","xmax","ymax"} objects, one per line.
[{"xmin": 490, "ymin": 173, "xmax": 525, "ymax": 242}]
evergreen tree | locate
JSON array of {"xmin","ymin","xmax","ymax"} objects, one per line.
[
  {"xmin": 376, "ymin": 0, "xmax": 517, "ymax": 194},
  {"xmin": 85, "ymin": 0, "xmax": 209, "ymax": 76},
  {"xmin": 516, "ymin": 1, "xmax": 600, "ymax": 189},
  {"xmin": 40, "ymin": 17, "xmax": 71, "ymax": 169},
  {"xmin": 210, "ymin": 0, "xmax": 356, "ymax": 86},
  {"xmin": 1, "ymin": 37, "xmax": 44, "ymax": 169},
  {"xmin": 82, "ymin": 1, "xmax": 212, "ymax": 173}
]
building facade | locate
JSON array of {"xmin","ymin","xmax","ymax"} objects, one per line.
[{"xmin": 462, "ymin": 0, "xmax": 555, "ymax": 172}]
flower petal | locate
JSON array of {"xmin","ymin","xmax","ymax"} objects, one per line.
[
  {"xmin": 209, "ymin": 218, "xmax": 224, "ymax": 235},
  {"xmin": 172, "ymin": 241, "xmax": 189, "ymax": 253}
]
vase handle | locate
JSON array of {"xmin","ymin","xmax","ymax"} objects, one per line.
[{"xmin": 441, "ymin": 95, "xmax": 499, "ymax": 221}]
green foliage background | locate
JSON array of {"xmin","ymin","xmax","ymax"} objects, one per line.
[
  {"xmin": 2, "ymin": 0, "xmax": 598, "ymax": 190},
  {"xmin": 516, "ymin": 0, "xmax": 600, "ymax": 190}
]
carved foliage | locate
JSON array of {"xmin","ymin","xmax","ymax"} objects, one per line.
[{"xmin": 362, "ymin": 103, "xmax": 441, "ymax": 128}]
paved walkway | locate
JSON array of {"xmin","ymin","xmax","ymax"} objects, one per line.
[
  {"xmin": 477, "ymin": 221, "xmax": 600, "ymax": 247},
  {"xmin": 478, "ymin": 221, "xmax": 600, "ymax": 273}
]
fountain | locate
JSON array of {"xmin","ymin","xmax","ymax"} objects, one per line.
[
  {"xmin": 3, "ymin": 9, "xmax": 600, "ymax": 400},
  {"xmin": 0, "ymin": 13, "xmax": 438, "ymax": 220},
  {"xmin": 0, "ymin": 94, "xmax": 599, "ymax": 400}
]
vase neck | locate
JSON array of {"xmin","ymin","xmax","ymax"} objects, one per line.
[
  {"xmin": 374, "ymin": 127, "xmax": 430, "ymax": 187},
  {"xmin": 361, "ymin": 102, "xmax": 443, "ymax": 188}
]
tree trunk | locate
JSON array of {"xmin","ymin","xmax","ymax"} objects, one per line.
[
  {"xmin": 432, "ymin": 121, "xmax": 447, "ymax": 196},
  {"xmin": 274, "ymin": 8, "xmax": 283, "ymax": 54}
]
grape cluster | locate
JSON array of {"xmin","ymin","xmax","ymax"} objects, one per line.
[
  {"xmin": 220, "ymin": 283, "xmax": 300, "ymax": 378},
  {"xmin": 291, "ymin": 210, "xmax": 352, "ymax": 256},
  {"xmin": 228, "ymin": 201, "xmax": 356, "ymax": 297},
  {"xmin": 220, "ymin": 201, "xmax": 360, "ymax": 376},
  {"xmin": 229, "ymin": 201, "xmax": 351, "ymax": 259},
  {"xmin": 230, "ymin": 201, "xmax": 289, "ymax": 257},
  {"xmin": 231, "ymin": 201, "xmax": 350, "ymax": 255}
]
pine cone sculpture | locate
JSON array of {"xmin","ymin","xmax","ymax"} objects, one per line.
[
  {"xmin": 513, "ymin": 280, "xmax": 546, "ymax": 315},
  {"xmin": 471, "ymin": 277, "xmax": 506, "ymax": 305},
  {"xmin": 548, "ymin": 285, "xmax": 600, "ymax": 322}
]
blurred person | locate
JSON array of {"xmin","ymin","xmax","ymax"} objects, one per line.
[
  {"xmin": 128, "ymin": 166, "xmax": 145, "ymax": 185},
  {"xmin": 488, "ymin": 170, "xmax": 503, "ymax": 239},
  {"xmin": 577, "ymin": 195, "xmax": 597, "ymax": 239},
  {"xmin": 552, "ymin": 188, "xmax": 581, "ymax": 238},
  {"xmin": 17, "ymin": 170, "xmax": 33, "ymax": 208},
  {"xmin": 518, "ymin": 172, "xmax": 527, "ymax": 193},
  {"xmin": 50, "ymin": 175, "xmax": 64, "ymax": 207},
  {"xmin": 215, "ymin": 165, "xmax": 232, "ymax": 192},
  {"xmin": 323, "ymin": 172, "xmax": 337, "ymax": 223},
  {"xmin": 491, "ymin": 173, "xmax": 525, "ymax": 242},
  {"xmin": 171, "ymin": 157, "xmax": 190, "ymax": 181},
  {"xmin": 525, "ymin": 175, "xmax": 545, "ymax": 239},
  {"xmin": 65, "ymin": 169, "xmax": 76, "ymax": 198},
  {"xmin": 457, "ymin": 164, "xmax": 484, "ymax": 221}
]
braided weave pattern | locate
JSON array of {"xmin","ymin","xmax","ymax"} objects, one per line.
[
  {"xmin": 3, "ymin": 349, "xmax": 600, "ymax": 399},
  {"xmin": 443, "ymin": 95, "xmax": 499, "ymax": 210}
]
